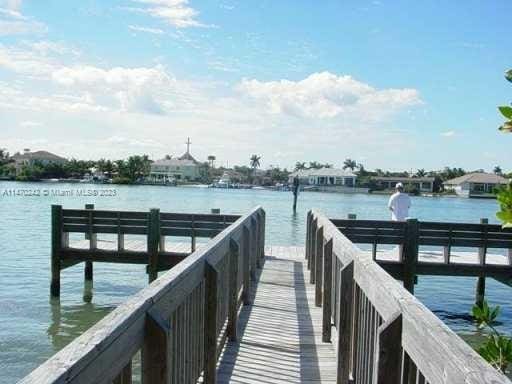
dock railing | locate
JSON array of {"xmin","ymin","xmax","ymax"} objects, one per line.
[
  {"xmin": 306, "ymin": 209, "xmax": 510, "ymax": 384},
  {"xmin": 329, "ymin": 216, "xmax": 512, "ymax": 295},
  {"xmin": 51, "ymin": 204, "xmax": 245, "ymax": 296},
  {"xmin": 23, "ymin": 206, "xmax": 265, "ymax": 384}
]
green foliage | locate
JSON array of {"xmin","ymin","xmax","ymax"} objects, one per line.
[
  {"xmin": 496, "ymin": 69, "xmax": 512, "ymax": 226},
  {"xmin": 497, "ymin": 184, "xmax": 512, "ymax": 228},
  {"xmin": 499, "ymin": 69, "xmax": 512, "ymax": 133},
  {"xmin": 343, "ymin": 158, "xmax": 357, "ymax": 171},
  {"xmin": 111, "ymin": 177, "xmax": 132, "ymax": 184},
  {"xmin": 472, "ymin": 301, "xmax": 512, "ymax": 373}
]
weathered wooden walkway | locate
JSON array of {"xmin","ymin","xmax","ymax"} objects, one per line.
[{"xmin": 216, "ymin": 245, "xmax": 336, "ymax": 384}]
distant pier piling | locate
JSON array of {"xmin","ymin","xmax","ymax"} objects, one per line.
[{"xmin": 475, "ymin": 218, "xmax": 488, "ymax": 307}]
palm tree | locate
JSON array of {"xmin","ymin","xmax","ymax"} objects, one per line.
[
  {"xmin": 250, "ymin": 155, "xmax": 261, "ymax": 184},
  {"xmin": 494, "ymin": 165, "xmax": 503, "ymax": 175},
  {"xmin": 343, "ymin": 158, "xmax": 357, "ymax": 171},
  {"xmin": 416, "ymin": 169, "xmax": 426, "ymax": 177},
  {"xmin": 308, "ymin": 161, "xmax": 322, "ymax": 169},
  {"xmin": 250, "ymin": 155, "xmax": 261, "ymax": 169},
  {"xmin": 294, "ymin": 162, "xmax": 306, "ymax": 171},
  {"xmin": 208, "ymin": 155, "xmax": 216, "ymax": 168}
]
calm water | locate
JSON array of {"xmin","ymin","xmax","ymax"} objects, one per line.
[{"xmin": 0, "ymin": 181, "xmax": 510, "ymax": 382}]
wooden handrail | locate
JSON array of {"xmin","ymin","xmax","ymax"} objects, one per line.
[
  {"xmin": 308, "ymin": 209, "xmax": 510, "ymax": 384},
  {"xmin": 22, "ymin": 206, "xmax": 265, "ymax": 384}
]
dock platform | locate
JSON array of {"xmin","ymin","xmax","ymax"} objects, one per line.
[{"xmin": 217, "ymin": 245, "xmax": 336, "ymax": 383}]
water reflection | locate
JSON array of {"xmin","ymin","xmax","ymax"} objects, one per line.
[
  {"xmin": 289, "ymin": 211, "xmax": 301, "ymax": 245},
  {"xmin": 48, "ymin": 298, "xmax": 113, "ymax": 352}
]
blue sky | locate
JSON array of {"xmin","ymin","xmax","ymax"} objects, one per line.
[{"xmin": 0, "ymin": 0, "xmax": 510, "ymax": 171}]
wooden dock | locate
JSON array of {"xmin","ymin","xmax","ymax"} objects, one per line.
[
  {"xmin": 217, "ymin": 245, "xmax": 336, "ymax": 384},
  {"xmin": 20, "ymin": 206, "xmax": 512, "ymax": 384}
]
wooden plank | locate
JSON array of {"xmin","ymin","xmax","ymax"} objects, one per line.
[
  {"xmin": 242, "ymin": 225, "xmax": 251, "ymax": 305},
  {"xmin": 332, "ymin": 219, "xmax": 406, "ymax": 229}
]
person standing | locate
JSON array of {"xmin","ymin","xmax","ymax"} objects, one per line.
[{"xmin": 388, "ymin": 182, "xmax": 411, "ymax": 221}]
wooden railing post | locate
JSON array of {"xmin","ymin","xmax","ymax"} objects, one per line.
[
  {"xmin": 204, "ymin": 261, "xmax": 218, "ymax": 384},
  {"xmin": 142, "ymin": 309, "xmax": 170, "ymax": 384},
  {"xmin": 308, "ymin": 218, "xmax": 317, "ymax": 272},
  {"xmin": 475, "ymin": 218, "xmax": 488, "ymax": 307},
  {"xmin": 255, "ymin": 212, "xmax": 263, "ymax": 269},
  {"xmin": 113, "ymin": 362, "xmax": 132, "ymax": 384},
  {"xmin": 260, "ymin": 210, "xmax": 266, "ymax": 266},
  {"xmin": 315, "ymin": 226, "xmax": 324, "ymax": 307},
  {"xmin": 310, "ymin": 218, "xmax": 318, "ymax": 283},
  {"xmin": 242, "ymin": 226, "xmax": 251, "ymax": 305},
  {"xmin": 191, "ymin": 215, "xmax": 196, "ymax": 252},
  {"xmin": 84, "ymin": 204, "xmax": 94, "ymax": 282},
  {"xmin": 322, "ymin": 238, "xmax": 333, "ymax": 342},
  {"xmin": 147, "ymin": 208, "xmax": 160, "ymax": 283},
  {"xmin": 250, "ymin": 217, "xmax": 257, "ymax": 280},
  {"xmin": 403, "ymin": 219, "xmax": 419, "ymax": 294},
  {"xmin": 228, "ymin": 239, "xmax": 240, "ymax": 341},
  {"xmin": 337, "ymin": 261, "xmax": 354, "ymax": 384},
  {"xmin": 306, "ymin": 211, "xmax": 312, "ymax": 261},
  {"xmin": 117, "ymin": 212, "xmax": 124, "ymax": 251},
  {"xmin": 50, "ymin": 205, "xmax": 63, "ymax": 297},
  {"xmin": 375, "ymin": 313, "xmax": 402, "ymax": 384}
]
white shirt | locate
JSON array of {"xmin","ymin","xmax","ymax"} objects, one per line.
[{"xmin": 388, "ymin": 192, "xmax": 411, "ymax": 221}]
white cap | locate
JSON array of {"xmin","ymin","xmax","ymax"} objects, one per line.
[{"xmin": 396, "ymin": 182, "xmax": 404, "ymax": 189}]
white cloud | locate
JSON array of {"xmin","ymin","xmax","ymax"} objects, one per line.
[
  {"xmin": 0, "ymin": 19, "xmax": 47, "ymax": 36},
  {"xmin": 0, "ymin": 0, "xmax": 22, "ymax": 12},
  {"xmin": 441, "ymin": 130, "xmax": 456, "ymax": 137},
  {"xmin": 128, "ymin": 0, "xmax": 208, "ymax": 28},
  {"xmin": 237, "ymin": 71, "xmax": 421, "ymax": 119},
  {"xmin": 129, "ymin": 25, "xmax": 165, "ymax": 34},
  {"xmin": 20, "ymin": 120, "xmax": 42, "ymax": 127}
]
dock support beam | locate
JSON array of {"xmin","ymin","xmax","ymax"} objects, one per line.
[
  {"xmin": 475, "ymin": 218, "xmax": 488, "ymax": 307},
  {"xmin": 50, "ymin": 205, "xmax": 62, "ymax": 297}
]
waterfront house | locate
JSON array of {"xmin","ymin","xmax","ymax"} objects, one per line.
[
  {"xmin": 372, "ymin": 176, "xmax": 436, "ymax": 193},
  {"xmin": 11, "ymin": 149, "xmax": 67, "ymax": 175},
  {"xmin": 149, "ymin": 152, "xmax": 201, "ymax": 182},
  {"xmin": 443, "ymin": 172, "xmax": 510, "ymax": 197},
  {"xmin": 289, "ymin": 168, "xmax": 357, "ymax": 187}
]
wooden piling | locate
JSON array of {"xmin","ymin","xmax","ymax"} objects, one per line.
[
  {"xmin": 403, "ymin": 219, "xmax": 419, "ymax": 294},
  {"xmin": 84, "ymin": 204, "xmax": 94, "ymax": 282},
  {"xmin": 475, "ymin": 218, "xmax": 488, "ymax": 307},
  {"xmin": 50, "ymin": 205, "xmax": 62, "ymax": 297},
  {"xmin": 147, "ymin": 208, "xmax": 160, "ymax": 283}
]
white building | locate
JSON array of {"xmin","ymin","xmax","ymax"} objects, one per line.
[
  {"xmin": 149, "ymin": 152, "xmax": 201, "ymax": 182},
  {"xmin": 443, "ymin": 172, "xmax": 510, "ymax": 198},
  {"xmin": 289, "ymin": 168, "xmax": 357, "ymax": 187}
]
